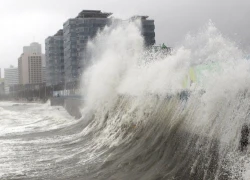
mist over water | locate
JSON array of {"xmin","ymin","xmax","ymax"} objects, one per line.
[{"xmin": 1, "ymin": 21, "xmax": 250, "ymax": 179}]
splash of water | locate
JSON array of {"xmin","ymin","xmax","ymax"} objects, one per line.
[{"xmin": 80, "ymin": 21, "xmax": 250, "ymax": 179}]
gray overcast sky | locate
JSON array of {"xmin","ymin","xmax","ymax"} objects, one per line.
[{"xmin": 0, "ymin": 0, "xmax": 250, "ymax": 70}]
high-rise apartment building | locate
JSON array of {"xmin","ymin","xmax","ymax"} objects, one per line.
[
  {"xmin": 63, "ymin": 10, "xmax": 112, "ymax": 82},
  {"xmin": 45, "ymin": 10, "xmax": 156, "ymax": 86},
  {"xmin": 4, "ymin": 67, "xmax": 19, "ymax": 94},
  {"xmin": 45, "ymin": 30, "xmax": 64, "ymax": 86},
  {"xmin": 130, "ymin": 16, "xmax": 155, "ymax": 46},
  {"xmin": 18, "ymin": 42, "xmax": 43, "ymax": 85}
]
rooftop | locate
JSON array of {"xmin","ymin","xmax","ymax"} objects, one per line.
[
  {"xmin": 76, "ymin": 10, "xmax": 112, "ymax": 18},
  {"xmin": 54, "ymin": 29, "xmax": 63, "ymax": 36},
  {"xmin": 130, "ymin": 16, "xmax": 149, "ymax": 21}
]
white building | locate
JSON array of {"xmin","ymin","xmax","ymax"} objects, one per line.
[
  {"xmin": 18, "ymin": 42, "xmax": 44, "ymax": 85},
  {"xmin": 4, "ymin": 67, "xmax": 19, "ymax": 94}
]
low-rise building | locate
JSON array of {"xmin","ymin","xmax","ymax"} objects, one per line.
[{"xmin": 4, "ymin": 67, "xmax": 19, "ymax": 94}]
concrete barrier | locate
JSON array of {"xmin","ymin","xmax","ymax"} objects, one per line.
[
  {"xmin": 50, "ymin": 97, "xmax": 65, "ymax": 106},
  {"xmin": 50, "ymin": 96, "xmax": 83, "ymax": 119},
  {"xmin": 64, "ymin": 97, "xmax": 83, "ymax": 119}
]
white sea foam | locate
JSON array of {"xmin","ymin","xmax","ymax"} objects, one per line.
[{"xmin": 81, "ymin": 21, "xmax": 250, "ymax": 179}]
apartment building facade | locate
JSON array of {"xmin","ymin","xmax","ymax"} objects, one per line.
[
  {"xmin": 45, "ymin": 30, "xmax": 64, "ymax": 86},
  {"xmin": 129, "ymin": 16, "xmax": 155, "ymax": 46},
  {"xmin": 45, "ymin": 10, "xmax": 156, "ymax": 86},
  {"xmin": 63, "ymin": 10, "xmax": 112, "ymax": 82}
]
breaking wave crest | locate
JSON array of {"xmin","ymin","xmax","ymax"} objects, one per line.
[{"xmin": 79, "ymin": 21, "xmax": 250, "ymax": 179}]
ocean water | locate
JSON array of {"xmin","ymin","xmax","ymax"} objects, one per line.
[{"xmin": 1, "ymin": 21, "xmax": 250, "ymax": 179}]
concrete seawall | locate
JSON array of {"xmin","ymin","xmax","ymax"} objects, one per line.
[{"xmin": 50, "ymin": 96, "xmax": 83, "ymax": 119}]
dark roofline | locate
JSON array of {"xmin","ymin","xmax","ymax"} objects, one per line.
[
  {"xmin": 79, "ymin": 10, "xmax": 102, "ymax": 13},
  {"xmin": 76, "ymin": 10, "xmax": 112, "ymax": 18},
  {"xmin": 54, "ymin": 29, "xmax": 63, "ymax": 36},
  {"xmin": 130, "ymin": 16, "xmax": 149, "ymax": 20}
]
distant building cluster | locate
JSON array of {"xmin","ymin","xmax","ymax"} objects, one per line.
[
  {"xmin": 3, "ymin": 42, "xmax": 46, "ymax": 94},
  {"xmin": 2, "ymin": 10, "xmax": 157, "ymax": 97}
]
